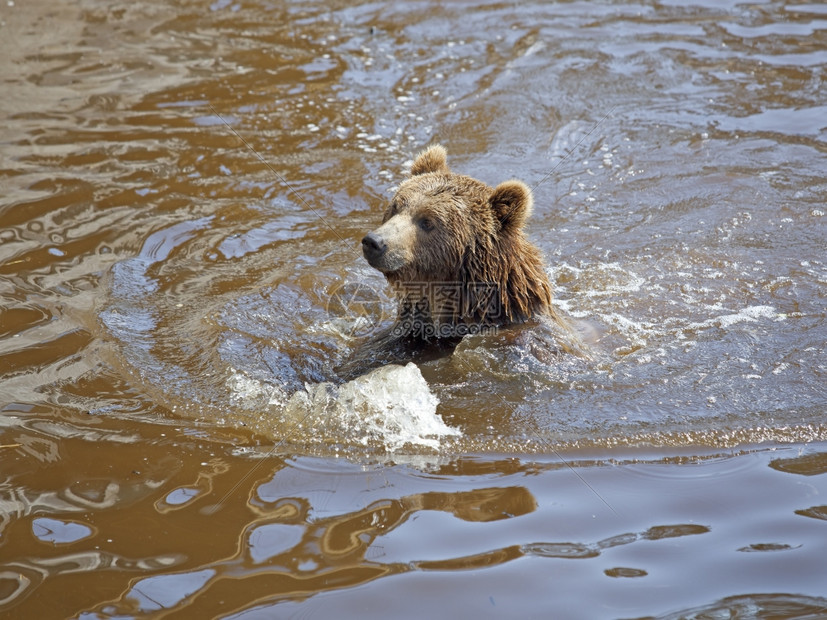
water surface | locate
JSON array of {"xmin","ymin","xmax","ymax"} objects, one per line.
[{"xmin": 1, "ymin": 0, "xmax": 826, "ymax": 617}]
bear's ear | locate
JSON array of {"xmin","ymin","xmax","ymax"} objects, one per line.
[
  {"xmin": 490, "ymin": 180, "xmax": 533, "ymax": 233},
  {"xmin": 410, "ymin": 144, "xmax": 450, "ymax": 176}
]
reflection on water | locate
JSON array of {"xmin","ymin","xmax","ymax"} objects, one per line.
[
  {"xmin": 4, "ymin": 447, "xmax": 818, "ymax": 618},
  {"xmin": 1, "ymin": 0, "xmax": 826, "ymax": 616},
  {"xmin": 31, "ymin": 517, "xmax": 95, "ymax": 545}
]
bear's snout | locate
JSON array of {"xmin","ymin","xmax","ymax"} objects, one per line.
[
  {"xmin": 362, "ymin": 213, "xmax": 415, "ymax": 274},
  {"xmin": 362, "ymin": 231, "xmax": 387, "ymax": 264}
]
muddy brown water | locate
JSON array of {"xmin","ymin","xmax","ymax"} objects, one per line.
[{"xmin": 2, "ymin": 0, "xmax": 826, "ymax": 617}]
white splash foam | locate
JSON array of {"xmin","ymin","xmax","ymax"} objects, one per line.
[
  {"xmin": 286, "ymin": 363, "xmax": 459, "ymax": 451},
  {"xmin": 228, "ymin": 363, "xmax": 458, "ymax": 450},
  {"xmin": 227, "ymin": 369, "xmax": 290, "ymax": 409},
  {"xmin": 692, "ymin": 305, "xmax": 780, "ymax": 330}
]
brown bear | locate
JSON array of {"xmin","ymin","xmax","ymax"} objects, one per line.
[{"xmin": 338, "ymin": 144, "xmax": 579, "ymax": 378}]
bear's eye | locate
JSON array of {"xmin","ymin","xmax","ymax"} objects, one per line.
[{"xmin": 418, "ymin": 217, "xmax": 435, "ymax": 232}]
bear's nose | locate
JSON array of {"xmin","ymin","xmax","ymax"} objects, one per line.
[{"xmin": 361, "ymin": 232, "xmax": 387, "ymax": 261}]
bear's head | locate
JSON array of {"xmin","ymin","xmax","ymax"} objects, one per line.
[{"xmin": 362, "ymin": 144, "xmax": 553, "ymax": 337}]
